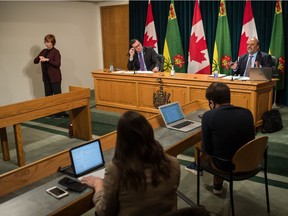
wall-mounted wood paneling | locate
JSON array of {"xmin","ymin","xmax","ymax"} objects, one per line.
[{"xmin": 101, "ymin": 5, "xmax": 129, "ymax": 70}]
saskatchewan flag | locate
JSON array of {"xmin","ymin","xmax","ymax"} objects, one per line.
[
  {"xmin": 269, "ymin": 0, "xmax": 285, "ymax": 90},
  {"xmin": 212, "ymin": 0, "xmax": 232, "ymax": 75},
  {"xmin": 163, "ymin": 0, "xmax": 185, "ymax": 72}
]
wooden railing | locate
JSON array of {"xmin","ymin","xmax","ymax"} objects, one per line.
[{"xmin": 0, "ymin": 86, "xmax": 92, "ymax": 166}]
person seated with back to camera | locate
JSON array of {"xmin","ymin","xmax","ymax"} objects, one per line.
[
  {"xmin": 186, "ymin": 82, "xmax": 255, "ymax": 195},
  {"xmin": 127, "ymin": 39, "xmax": 160, "ymax": 72},
  {"xmin": 230, "ymin": 37, "xmax": 272, "ymax": 77},
  {"xmin": 81, "ymin": 111, "xmax": 180, "ymax": 216}
]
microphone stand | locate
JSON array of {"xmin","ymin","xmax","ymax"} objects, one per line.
[
  {"xmin": 231, "ymin": 70, "xmax": 234, "ymax": 81},
  {"xmin": 133, "ymin": 57, "xmax": 136, "ymax": 74}
]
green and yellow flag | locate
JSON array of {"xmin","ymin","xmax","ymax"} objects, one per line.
[
  {"xmin": 163, "ymin": 0, "xmax": 185, "ymax": 72},
  {"xmin": 269, "ymin": 0, "xmax": 285, "ymax": 90},
  {"xmin": 212, "ymin": 0, "xmax": 232, "ymax": 75}
]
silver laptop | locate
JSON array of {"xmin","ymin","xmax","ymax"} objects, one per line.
[
  {"xmin": 62, "ymin": 139, "xmax": 105, "ymax": 179},
  {"xmin": 158, "ymin": 102, "xmax": 201, "ymax": 132},
  {"xmin": 250, "ymin": 67, "xmax": 272, "ymax": 81}
]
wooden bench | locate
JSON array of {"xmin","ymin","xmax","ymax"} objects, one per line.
[{"xmin": 0, "ymin": 86, "xmax": 92, "ymax": 166}]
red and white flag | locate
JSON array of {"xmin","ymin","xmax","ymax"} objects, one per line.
[
  {"xmin": 187, "ymin": 0, "xmax": 210, "ymax": 74},
  {"xmin": 143, "ymin": 0, "xmax": 158, "ymax": 53},
  {"xmin": 238, "ymin": 0, "xmax": 258, "ymax": 57}
]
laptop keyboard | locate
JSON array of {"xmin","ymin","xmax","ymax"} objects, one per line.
[
  {"xmin": 77, "ymin": 168, "xmax": 105, "ymax": 181},
  {"xmin": 173, "ymin": 121, "xmax": 192, "ymax": 129}
]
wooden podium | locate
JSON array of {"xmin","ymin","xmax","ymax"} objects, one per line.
[{"xmin": 92, "ymin": 70, "xmax": 276, "ymax": 127}]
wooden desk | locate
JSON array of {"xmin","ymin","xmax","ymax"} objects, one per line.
[
  {"xmin": 91, "ymin": 70, "xmax": 276, "ymax": 127},
  {"xmin": 0, "ymin": 101, "xmax": 204, "ymax": 216},
  {"xmin": 0, "ymin": 86, "xmax": 92, "ymax": 166}
]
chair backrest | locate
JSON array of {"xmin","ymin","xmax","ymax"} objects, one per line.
[
  {"xmin": 271, "ymin": 56, "xmax": 279, "ymax": 77},
  {"xmin": 232, "ymin": 136, "xmax": 268, "ymax": 172},
  {"xmin": 157, "ymin": 54, "xmax": 165, "ymax": 72}
]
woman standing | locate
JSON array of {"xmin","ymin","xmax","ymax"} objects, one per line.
[
  {"xmin": 81, "ymin": 111, "xmax": 180, "ymax": 216},
  {"xmin": 34, "ymin": 34, "xmax": 64, "ymax": 118}
]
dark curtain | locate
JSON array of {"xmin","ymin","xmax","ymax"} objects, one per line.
[{"xmin": 129, "ymin": 0, "xmax": 288, "ymax": 105}]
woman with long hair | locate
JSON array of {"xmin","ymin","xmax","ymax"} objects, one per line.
[{"xmin": 81, "ymin": 111, "xmax": 180, "ymax": 216}]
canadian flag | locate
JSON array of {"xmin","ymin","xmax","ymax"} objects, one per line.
[
  {"xmin": 143, "ymin": 0, "xmax": 158, "ymax": 53},
  {"xmin": 238, "ymin": 0, "xmax": 258, "ymax": 57},
  {"xmin": 187, "ymin": 0, "xmax": 210, "ymax": 74}
]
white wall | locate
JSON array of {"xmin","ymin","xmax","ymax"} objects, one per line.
[{"xmin": 0, "ymin": 1, "xmax": 127, "ymax": 106}]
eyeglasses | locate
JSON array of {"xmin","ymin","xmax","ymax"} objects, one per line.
[{"xmin": 133, "ymin": 43, "xmax": 141, "ymax": 49}]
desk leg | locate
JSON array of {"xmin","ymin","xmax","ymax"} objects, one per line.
[
  {"xmin": 13, "ymin": 124, "xmax": 25, "ymax": 166},
  {"xmin": 0, "ymin": 127, "xmax": 10, "ymax": 161},
  {"xmin": 69, "ymin": 103, "xmax": 92, "ymax": 141}
]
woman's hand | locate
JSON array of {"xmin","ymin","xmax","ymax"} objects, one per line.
[
  {"xmin": 81, "ymin": 176, "xmax": 104, "ymax": 193},
  {"xmin": 39, "ymin": 56, "xmax": 49, "ymax": 62}
]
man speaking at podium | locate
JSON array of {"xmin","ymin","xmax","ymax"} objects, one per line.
[{"xmin": 127, "ymin": 39, "xmax": 160, "ymax": 72}]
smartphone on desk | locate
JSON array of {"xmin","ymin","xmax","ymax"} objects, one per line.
[
  {"xmin": 46, "ymin": 186, "xmax": 69, "ymax": 199},
  {"xmin": 58, "ymin": 176, "xmax": 87, "ymax": 192}
]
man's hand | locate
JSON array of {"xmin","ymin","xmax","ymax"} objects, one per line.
[
  {"xmin": 129, "ymin": 48, "xmax": 135, "ymax": 59},
  {"xmin": 254, "ymin": 61, "xmax": 260, "ymax": 68},
  {"xmin": 152, "ymin": 67, "xmax": 159, "ymax": 73},
  {"xmin": 229, "ymin": 61, "xmax": 238, "ymax": 70}
]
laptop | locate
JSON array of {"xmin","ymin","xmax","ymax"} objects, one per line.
[
  {"xmin": 249, "ymin": 67, "xmax": 272, "ymax": 81},
  {"xmin": 62, "ymin": 139, "xmax": 105, "ymax": 180},
  {"xmin": 158, "ymin": 102, "xmax": 201, "ymax": 132}
]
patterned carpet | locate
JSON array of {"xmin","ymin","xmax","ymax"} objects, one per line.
[{"xmin": 25, "ymin": 115, "xmax": 117, "ymax": 137}]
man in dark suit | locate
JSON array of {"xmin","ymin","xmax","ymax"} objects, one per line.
[
  {"xmin": 231, "ymin": 37, "xmax": 272, "ymax": 76},
  {"xmin": 127, "ymin": 39, "xmax": 160, "ymax": 72}
]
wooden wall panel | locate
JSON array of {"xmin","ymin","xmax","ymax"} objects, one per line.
[{"xmin": 101, "ymin": 5, "xmax": 129, "ymax": 70}]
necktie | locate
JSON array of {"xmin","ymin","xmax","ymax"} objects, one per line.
[
  {"xmin": 138, "ymin": 53, "xmax": 145, "ymax": 71},
  {"xmin": 246, "ymin": 55, "xmax": 253, "ymax": 77}
]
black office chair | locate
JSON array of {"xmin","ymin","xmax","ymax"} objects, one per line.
[
  {"xmin": 157, "ymin": 54, "xmax": 165, "ymax": 72},
  {"xmin": 196, "ymin": 136, "xmax": 270, "ymax": 216},
  {"xmin": 271, "ymin": 55, "xmax": 279, "ymax": 78},
  {"xmin": 271, "ymin": 56, "xmax": 279, "ymax": 106}
]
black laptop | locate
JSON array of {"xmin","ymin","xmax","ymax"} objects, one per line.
[{"xmin": 62, "ymin": 139, "xmax": 105, "ymax": 179}]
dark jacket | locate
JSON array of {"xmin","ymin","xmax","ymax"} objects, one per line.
[
  {"xmin": 127, "ymin": 47, "xmax": 160, "ymax": 71},
  {"xmin": 235, "ymin": 51, "xmax": 272, "ymax": 76},
  {"xmin": 34, "ymin": 47, "xmax": 62, "ymax": 83},
  {"xmin": 201, "ymin": 105, "xmax": 255, "ymax": 171}
]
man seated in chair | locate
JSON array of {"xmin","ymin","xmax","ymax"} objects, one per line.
[
  {"xmin": 187, "ymin": 82, "xmax": 255, "ymax": 194},
  {"xmin": 127, "ymin": 39, "xmax": 160, "ymax": 72},
  {"xmin": 230, "ymin": 37, "xmax": 272, "ymax": 77}
]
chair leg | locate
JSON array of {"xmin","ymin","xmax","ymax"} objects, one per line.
[
  {"xmin": 264, "ymin": 152, "xmax": 270, "ymax": 213},
  {"xmin": 229, "ymin": 180, "xmax": 235, "ymax": 216},
  {"xmin": 264, "ymin": 170, "xmax": 270, "ymax": 213},
  {"xmin": 197, "ymin": 148, "xmax": 200, "ymax": 205}
]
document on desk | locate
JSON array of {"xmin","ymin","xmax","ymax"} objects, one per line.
[
  {"xmin": 111, "ymin": 71, "xmax": 154, "ymax": 74},
  {"xmin": 222, "ymin": 75, "xmax": 238, "ymax": 80},
  {"xmin": 209, "ymin": 74, "xmax": 226, "ymax": 78},
  {"xmin": 221, "ymin": 75, "xmax": 250, "ymax": 81},
  {"xmin": 112, "ymin": 71, "xmax": 134, "ymax": 74}
]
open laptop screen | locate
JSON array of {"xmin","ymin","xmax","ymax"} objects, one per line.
[
  {"xmin": 70, "ymin": 139, "xmax": 105, "ymax": 176},
  {"xmin": 159, "ymin": 102, "xmax": 184, "ymax": 125}
]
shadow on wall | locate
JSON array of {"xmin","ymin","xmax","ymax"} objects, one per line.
[{"xmin": 23, "ymin": 45, "xmax": 44, "ymax": 99}]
